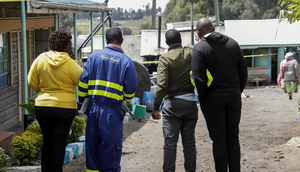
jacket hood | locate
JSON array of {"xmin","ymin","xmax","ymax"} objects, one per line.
[
  {"xmin": 203, "ymin": 32, "xmax": 229, "ymax": 45},
  {"xmin": 45, "ymin": 51, "xmax": 70, "ymax": 68}
]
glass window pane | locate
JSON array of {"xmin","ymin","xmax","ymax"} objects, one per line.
[
  {"xmin": 0, "ymin": 62, "xmax": 3, "ymax": 75},
  {"xmin": 3, "ymin": 47, "xmax": 7, "ymax": 60},
  {"xmin": 0, "ymin": 33, "xmax": 3, "ymax": 47},
  {"xmin": 3, "ymin": 33, "xmax": 7, "ymax": 46},
  {"xmin": 4, "ymin": 61, "xmax": 7, "ymax": 73}
]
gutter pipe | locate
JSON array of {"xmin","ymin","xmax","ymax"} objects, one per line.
[{"xmin": 30, "ymin": 1, "xmax": 113, "ymax": 12}]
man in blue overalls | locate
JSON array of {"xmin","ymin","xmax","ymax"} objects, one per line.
[{"xmin": 78, "ymin": 27, "xmax": 138, "ymax": 172}]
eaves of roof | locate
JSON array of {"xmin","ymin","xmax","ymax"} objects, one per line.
[{"xmin": 27, "ymin": 0, "xmax": 114, "ymax": 14}]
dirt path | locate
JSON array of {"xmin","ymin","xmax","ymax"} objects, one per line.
[{"xmin": 64, "ymin": 85, "xmax": 300, "ymax": 172}]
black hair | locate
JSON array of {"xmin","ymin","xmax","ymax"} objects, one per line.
[
  {"xmin": 48, "ymin": 29, "xmax": 72, "ymax": 52},
  {"xmin": 165, "ymin": 29, "xmax": 181, "ymax": 46}
]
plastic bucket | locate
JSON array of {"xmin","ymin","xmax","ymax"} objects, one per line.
[{"xmin": 134, "ymin": 105, "xmax": 146, "ymax": 118}]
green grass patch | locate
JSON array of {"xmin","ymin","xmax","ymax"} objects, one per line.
[{"xmin": 76, "ymin": 15, "xmax": 166, "ymax": 35}]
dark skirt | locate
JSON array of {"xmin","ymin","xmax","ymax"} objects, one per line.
[{"xmin": 284, "ymin": 81, "xmax": 298, "ymax": 93}]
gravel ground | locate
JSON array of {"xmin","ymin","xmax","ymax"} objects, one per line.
[{"xmin": 63, "ymin": 85, "xmax": 300, "ymax": 172}]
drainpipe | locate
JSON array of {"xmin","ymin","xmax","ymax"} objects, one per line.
[
  {"xmin": 21, "ymin": 1, "xmax": 28, "ymax": 129},
  {"xmin": 157, "ymin": 12, "xmax": 162, "ymax": 48},
  {"xmin": 90, "ymin": 12, "xmax": 94, "ymax": 53},
  {"xmin": 102, "ymin": 12, "xmax": 105, "ymax": 49}
]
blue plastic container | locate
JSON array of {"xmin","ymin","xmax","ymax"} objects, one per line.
[{"xmin": 142, "ymin": 91, "xmax": 155, "ymax": 111}]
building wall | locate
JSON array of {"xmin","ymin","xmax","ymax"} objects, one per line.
[
  {"xmin": 0, "ymin": 22, "xmax": 53, "ymax": 132},
  {"xmin": 255, "ymin": 48, "xmax": 268, "ymax": 67},
  {"xmin": 0, "ymin": 32, "xmax": 20, "ymax": 131}
]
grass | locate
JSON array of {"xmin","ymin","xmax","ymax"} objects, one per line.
[{"xmin": 76, "ymin": 15, "xmax": 167, "ymax": 35}]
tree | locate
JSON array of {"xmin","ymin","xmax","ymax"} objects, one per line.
[
  {"xmin": 144, "ymin": 3, "xmax": 152, "ymax": 15},
  {"xmin": 121, "ymin": 27, "xmax": 132, "ymax": 35},
  {"xmin": 124, "ymin": 9, "xmax": 129, "ymax": 19},
  {"xmin": 162, "ymin": 0, "xmax": 282, "ymax": 24},
  {"xmin": 157, "ymin": 7, "xmax": 162, "ymax": 13},
  {"xmin": 278, "ymin": 0, "xmax": 300, "ymax": 23},
  {"xmin": 140, "ymin": 22, "xmax": 151, "ymax": 30},
  {"xmin": 164, "ymin": 0, "xmax": 214, "ymax": 24},
  {"xmin": 136, "ymin": 9, "xmax": 145, "ymax": 19},
  {"xmin": 60, "ymin": 13, "xmax": 74, "ymax": 31}
]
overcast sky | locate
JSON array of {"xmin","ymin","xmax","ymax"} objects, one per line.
[{"xmin": 92, "ymin": 0, "xmax": 170, "ymax": 11}]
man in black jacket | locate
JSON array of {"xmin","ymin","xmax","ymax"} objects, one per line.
[{"xmin": 192, "ymin": 17, "xmax": 248, "ymax": 172}]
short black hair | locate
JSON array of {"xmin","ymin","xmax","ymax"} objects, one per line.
[
  {"xmin": 165, "ymin": 29, "xmax": 181, "ymax": 46},
  {"xmin": 48, "ymin": 29, "xmax": 72, "ymax": 52}
]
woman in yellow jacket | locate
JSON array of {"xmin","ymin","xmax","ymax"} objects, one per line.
[{"xmin": 28, "ymin": 29, "xmax": 83, "ymax": 172}]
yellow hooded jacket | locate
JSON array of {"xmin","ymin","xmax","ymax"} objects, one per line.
[{"xmin": 28, "ymin": 51, "xmax": 83, "ymax": 109}]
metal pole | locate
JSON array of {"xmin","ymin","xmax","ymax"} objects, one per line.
[
  {"xmin": 213, "ymin": 0, "xmax": 220, "ymax": 27},
  {"xmin": 102, "ymin": 12, "xmax": 105, "ymax": 49},
  {"xmin": 152, "ymin": 0, "xmax": 156, "ymax": 29},
  {"xmin": 90, "ymin": 12, "xmax": 93, "ymax": 53},
  {"xmin": 73, "ymin": 13, "xmax": 78, "ymax": 61},
  {"xmin": 73, "ymin": 13, "xmax": 78, "ymax": 100},
  {"xmin": 21, "ymin": 1, "xmax": 28, "ymax": 128},
  {"xmin": 54, "ymin": 14, "xmax": 58, "ymax": 30},
  {"xmin": 77, "ymin": 15, "xmax": 111, "ymax": 53},
  {"xmin": 191, "ymin": 1, "xmax": 194, "ymax": 45},
  {"xmin": 158, "ymin": 15, "xmax": 162, "ymax": 48}
]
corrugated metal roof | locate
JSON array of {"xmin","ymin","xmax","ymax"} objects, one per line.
[
  {"xmin": 28, "ymin": 0, "xmax": 113, "ymax": 14},
  {"xmin": 225, "ymin": 19, "xmax": 300, "ymax": 46},
  {"xmin": 46, "ymin": 0, "xmax": 105, "ymax": 5}
]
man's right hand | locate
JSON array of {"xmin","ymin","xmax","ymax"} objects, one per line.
[{"xmin": 151, "ymin": 110, "xmax": 161, "ymax": 120}]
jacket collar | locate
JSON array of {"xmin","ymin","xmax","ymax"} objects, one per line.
[
  {"xmin": 168, "ymin": 43, "xmax": 183, "ymax": 51},
  {"xmin": 107, "ymin": 44, "xmax": 124, "ymax": 52}
]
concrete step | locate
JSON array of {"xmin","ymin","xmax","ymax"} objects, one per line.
[{"xmin": 0, "ymin": 132, "xmax": 15, "ymax": 156}]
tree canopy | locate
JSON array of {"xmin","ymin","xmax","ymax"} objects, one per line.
[
  {"xmin": 162, "ymin": 0, "xmax": 282, "ymax": 24},
  {"xmin": 278, "ymin": 0, "xmax": 300, "ymax": 23}
]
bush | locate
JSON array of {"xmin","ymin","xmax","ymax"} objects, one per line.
[
  {"xmin": 26, "ymin": 124, "xmax": 42, "ymax": 135},
  {"xmin": 67, "ymin": 116, "xmax": 86, "ymax": 144},
  {"xmin": 0, "ymin": 147, "xmax": 10, "ymax": 172},
  {"xmin": 11, "ymin": 130, "xmax": 43, "ymax": 166}
]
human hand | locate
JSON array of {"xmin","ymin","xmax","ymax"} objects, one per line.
[{"xmin": 151, "ymin": 110, "xmax": 161, "ymax": 120}]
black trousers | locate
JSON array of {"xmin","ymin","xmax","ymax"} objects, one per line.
[
  {"xmin": 162, "ymin": 99, "xmax": 198, "ymax": 172},
  {"xmin": 35, "ymin": 106, "xmax": 76, "ymax": 172},
  {"xmin": 200, "ymin": 95, "xmax": 241, "ymax": 172}
]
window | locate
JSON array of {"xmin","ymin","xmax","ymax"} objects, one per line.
[
  {"xmin": 242, "ymin": 49, "xmax": 253, "ymax": 67},
  {"xmin": 0, "ymin": 33, "xmax": 8, "ymax": 89}
]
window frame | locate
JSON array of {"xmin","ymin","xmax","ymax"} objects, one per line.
[{"xmin": 0, "ymin": 33, "xmax": 10, "ymax": 90}]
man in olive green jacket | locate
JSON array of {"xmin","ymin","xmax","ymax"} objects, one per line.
[{"xmin": 152, "ymin": 29, "xmax": 198, "ymax": 172}]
